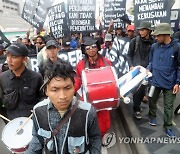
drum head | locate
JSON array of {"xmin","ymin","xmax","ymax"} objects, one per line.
[{"xmin": 2, "ymin": 117, "xmax": 33, "ymax": 149}]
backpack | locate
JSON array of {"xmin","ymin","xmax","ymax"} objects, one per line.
[{"xmin": 134, "ymin": 35, "xmax": 140, "ymax": 54}]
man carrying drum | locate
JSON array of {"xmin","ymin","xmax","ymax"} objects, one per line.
[
  {"xmin": 75, "ymin": 37, "xmax": 113, "ymax": 146},
  {"xmin": 0, "ymin": 42, "xmax": 43, "ymax": 120}
]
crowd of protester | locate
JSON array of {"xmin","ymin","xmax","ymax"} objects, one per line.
[{"xmin": 0, "ymin": 21, "xmax": 180, "ymax": 153}]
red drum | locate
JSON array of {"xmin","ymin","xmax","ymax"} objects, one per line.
[
  {"xmin": 82, "ymin": 66, "xmax": 120, "ymax": 111},
  {"xmin": 2, "ymin": 117, "xmax": 33, "ymax": 153}
]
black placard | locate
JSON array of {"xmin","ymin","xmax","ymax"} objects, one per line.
[
  {"xmin": 99, "ymin": 37, "xmax": 130, "ymax": 77},
  {"xmin": 67, "ymin": 0, "xmax": 96, "ymax": 33},
  {"xmin": 170, "ymin": 9, "xmax": 180, "ymax": 33},
  {"xmin": 0, "ymin": 31, "xmax": 11, "ymax": 48},
  {"xmin": 48, "ymin": 2, "xmax": 69, "ymax": 39},
  {"xmin": 104, "ymin": 0, "xmax": 126, "ymax": 29},
  {"xmin": 22, "ymin": 0, "xmax": 54, "ymax": 30},
  {"xmin": 134, "ymin": 0, "xmax": 175, "ymax": 28}
]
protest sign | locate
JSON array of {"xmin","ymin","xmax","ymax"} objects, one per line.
[
  {"xmin": 48, "ymin": 2, "xmax": 69, "ymax": 39},
  {"xmin": 134, "ymin": 0, "xmax": 175, "ymax": 27},
  {"xmin": 0, "ymin": 50, "xmax": 83, "ymax": 72},
  {"xmin": 67, "ymin": 0, "xmax": 96, "ymax": 32},
  {"xmin": 22, "ymin": 0, "xmax": 54, "ymax": 30},
  {"xmin": 99, "ymin": 37, "xmax": 130, "ymax": 77},
  {"xmin": 0, "ymin": 31, "xmax": 11, "ymax": 48},
  {"xmin": 104, "ymin": 0, "xmax": 126, "ymax": 29}
]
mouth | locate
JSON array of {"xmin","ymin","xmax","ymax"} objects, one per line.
[
  {"xmin": 8, "ymin": 64, "xmax": 13, "ymax": 67},
  {"xmin": 58, "ymin": 101, "xmax": 67, "ymax": 105}
]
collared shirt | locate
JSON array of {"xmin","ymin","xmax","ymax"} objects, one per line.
[{"xmin": 0, "ymin": 68, "xmax": 43, "ymax": 119}]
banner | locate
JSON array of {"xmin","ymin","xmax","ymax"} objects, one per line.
[
  {"xmin": 134, "ymin": 0, "xmax": 175, "ymax": 27},
  {"xmin": 67, "ymin": 0, "xmax": 96, "ymax": 33},
  {"xmin": 0, "ymin": 50, "xmax": 83, "ymax": 72},
  {"xmin": 22, "ymin": 0, "xmax": 54, "ymax": 30},
  {"xmin": 0, "ymin": 31, "xmax": 11, "ymax": 48},
  {"xmin": 104, "ymin": 0, "xmax": 126, "ymax": 29},
  {"xmin": 48, "ymin": 2, "xmax": 69, "ymax": 39},
  {"xmin": 99, "ymin": 37, "xmax": 130, "ymax": 78}
]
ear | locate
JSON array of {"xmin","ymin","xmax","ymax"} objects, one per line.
[
  {"xmin": 44, "ymin": 86, "xmax": 48, "ymax": 96},
  {"xmin": 23, "ymin": 57, "xmax": 28, "ymax": 63}
]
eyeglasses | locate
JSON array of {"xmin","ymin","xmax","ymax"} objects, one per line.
[
  {"xmin": 36, "ymin": 42, "xmax": 43, "ymax": 45},
  {"xmin": 85, "ymin": 44, "xmax": 97, "ymax": 50}
]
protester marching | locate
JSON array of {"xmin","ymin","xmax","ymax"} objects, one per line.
[{"xmin": 0, "ymin": 0, "xmax": 180, "ymax": 154}]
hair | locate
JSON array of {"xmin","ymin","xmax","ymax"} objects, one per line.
[
  {"xmin": 22, "ymin": 38, "xmax": 30, "ymax": 43},
  {"xmin": 42, "ymin": 60, "xmax": 76, "ymax": 91},
  {"xmin": 36, "ymin": 35, "xmax": 45, "ymax": 42}
]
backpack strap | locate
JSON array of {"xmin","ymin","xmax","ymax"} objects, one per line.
[
  {"xmin": 134, "ymin": 35, "xmax": 140, "ymax": 54},
  {"xmin": 173, "ymin": 43, "xmax": 179, "ymax": 69},
  {"xmin": 45, "ymin": 101, "xmax": 79, "ymax": 144}
]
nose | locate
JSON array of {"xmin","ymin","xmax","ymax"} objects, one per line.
[
  {"xmin": 58, "ymin": 90, "xmax": 66, "ymax": 99},
  {"xmin": 6, "ymin": 55, "xmax": 12, "ymax": 63}
]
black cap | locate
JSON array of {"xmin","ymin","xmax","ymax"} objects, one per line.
[
  {"xmin": 46, "ymin": 40, "xmax": 58, "ymax": 49},
  {"xmin": 62, "ymin": 37, "xmax": 71, "ymax": 47},
  {"xmin": 83, "ymin": 37, "xmax": 97, "ymax": 46},
  {"xmin": 6, "ymin": 42, "xmax": 29, "ymax": 57}
]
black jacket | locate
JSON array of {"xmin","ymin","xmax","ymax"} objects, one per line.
[
  {"xmin": 0, "ymin": 68, "xmax": 43, "ymax": 120},
  {"xmin": 127, "ymin": 35, "xmax": 155, "ymax": 68}
]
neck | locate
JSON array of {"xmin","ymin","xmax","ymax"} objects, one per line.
[{"xmin": 13, "ymin": 65, "xmax": 26, "ymax": 77}]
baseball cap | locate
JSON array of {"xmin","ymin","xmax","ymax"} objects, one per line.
[
  {"xmin": 127, "ymin": 25, "xmax": 135, "ymax": 31},
  {"xmin": 46, "ymin": 40, "xmax": 58, "ymax": 49},
  {"xmin": 6, "ymin": 42, "xmax": 29, "ymax": 57},
  {"xmin": 62, "ymin": 37, "xmax": 71, "ymax": 47},
  {"xmin": 104, "ymin": 33, "xmax": 112, "ymax": 42}
]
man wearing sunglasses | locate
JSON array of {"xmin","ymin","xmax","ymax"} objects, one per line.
[
  {"xmin": 35, "ymin": 35, "xmax": 45, "ymax": 53},
  {"xmin": 75, "ymin": 37, "xmax": 113, "ymax": 146}
]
